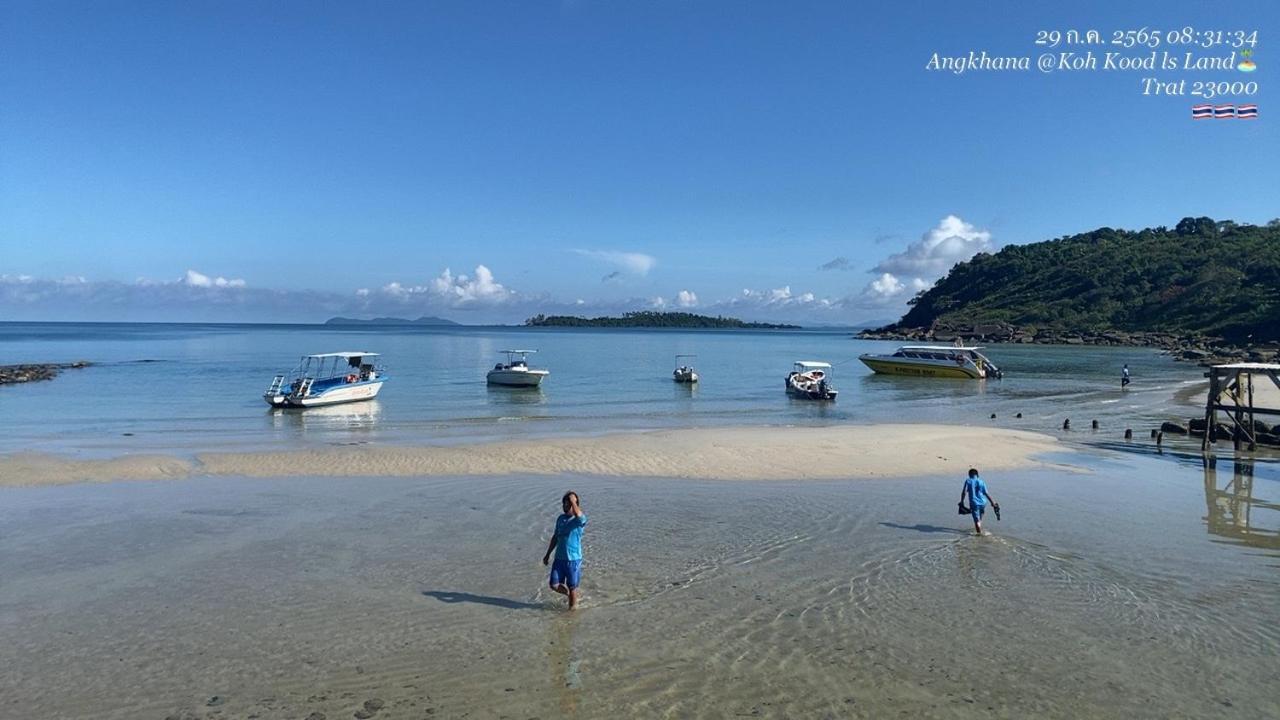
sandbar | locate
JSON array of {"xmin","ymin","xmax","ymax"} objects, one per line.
[{"xmin": 0, "ymin": 424, "xmax": 1065, "ymax": 487}]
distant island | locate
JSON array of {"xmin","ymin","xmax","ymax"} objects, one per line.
[
  {"xmin": 525, "ymin": 311, "xmax": 801, "ymax": 330},
  {"xmin": 324, "ymin": 316, "xmax": 460, "ymax": 326},
  {"xmin": 860, "ymin": 217, "xmax": 1280, "ymax": 362}
]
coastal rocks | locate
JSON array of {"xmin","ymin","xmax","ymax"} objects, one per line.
[
  {"xmin": 0, "ymin": 361, "xmax": 91, "ymax": 385},
  {"xmin": 1158, "ymin": 417, "xmax": 1280, "ymax": 446},
  {"xmin": 353, "ymin": 699, "xmax": 385, "ymax": 719},
  {"xmin": 856, "ymin": 323, "xmax": 1274, "ymax": 366}
]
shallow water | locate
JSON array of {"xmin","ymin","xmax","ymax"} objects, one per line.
[
  {"xmin": 1, "ymin": 449, "xmax": 1275, "ymax": 719},
  {"xmin": 0, "ymin": 322, "xmax": 1207, "ymax": 456}
]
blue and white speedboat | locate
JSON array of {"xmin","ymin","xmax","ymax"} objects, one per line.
[{"xmin": 264, "ymin": 352, "xmax": 386, "ymax": 408}]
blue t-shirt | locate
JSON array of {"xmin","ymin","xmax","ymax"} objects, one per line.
[
  {"xmin": 554, "ymin": 513, "xmax": 588, "ymax": 561},
  {"xmin": 964, "ymin": 477, "xmax": 989, "ymax": 508}
]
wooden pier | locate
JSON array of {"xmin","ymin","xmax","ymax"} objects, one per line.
[{"xmin": 1201, "ymin": 363, "xmax": 1280, "ymax": 452}]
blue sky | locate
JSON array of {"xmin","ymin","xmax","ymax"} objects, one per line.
[{"xmin": 1, "ymin": 1, "xmax": 1275, "ymax": 323}]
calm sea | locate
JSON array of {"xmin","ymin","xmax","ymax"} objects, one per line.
[{"xmin": 0, "ymin": 322, "xmax": 1209, "ymax": 456}]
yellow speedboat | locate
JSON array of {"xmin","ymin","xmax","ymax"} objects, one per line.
[{"xmin": 859, "ymin": 345, "xmax": 1001, "ymax": 379}]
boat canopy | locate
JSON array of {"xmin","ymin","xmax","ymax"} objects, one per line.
[
  {"xmin": 795, "ymin": 361, "xmax": 832, "ymax": 369},
  {"xmin": 306, "ymin": 352, "xmax": 380, "ymax": 359},
  {"xmin": 899, "ymin": 345, "xmax": 984, "ymax": 351},
  {"xmin": 498, "ymin": 349, "xmax": 537, "ymax": 354}
]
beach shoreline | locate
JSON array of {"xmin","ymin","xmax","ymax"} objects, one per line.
[{"xmin": 0, "ymin": 423, "xmax": 1069, "ymax": 487}]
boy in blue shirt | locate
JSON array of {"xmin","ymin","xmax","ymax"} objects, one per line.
[
  {"xmin": 542, "ymin": 491, "xmax": 588, "ymax": 610},
  {"xmin": 960, "ymin": 468, "xmax": 1000, "ymax": 535}
]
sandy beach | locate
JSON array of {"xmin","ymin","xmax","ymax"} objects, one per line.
[
  {"xmin": 0, "ymin": 424, "xmax": 1065, "ymax": 486},
  {"xmin": 1, "ymin": 453, "xmax": 1276, "ymax": 720}
]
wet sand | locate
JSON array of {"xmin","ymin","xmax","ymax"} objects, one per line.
[
  {"xmin": 0, "ymin": 450, "xmax": 1276, "ymax": 719},
  {"xmin": 0, "ymin": 424, "xmax": 1063, "ymax": 486}
]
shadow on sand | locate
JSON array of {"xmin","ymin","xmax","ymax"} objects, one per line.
[
  {"xmin": 880, "ymin": 522, "xmax": 969, "ymax": 536},
  {"xmin": 422, "ymin": 590, "xmax": 544, "ymax": 610}
]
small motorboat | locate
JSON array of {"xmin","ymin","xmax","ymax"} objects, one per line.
[
  {"xmin": 265, "ymin": 352, "xmax": 386, "ymax": 408},
  {"xmin": 487, "ymin": 350, "xmax": 549, "ymax": 387},
  {"xmin": 858, "ymin": 345, "xmax": 1002, "ymax": 379},
  {"xmin": 786, "ymin": 361, "xmax": 838, "ymax": 400},
  {"xmin": 673, "ymin": 354, "xmax": 699, "ymax": 384}
]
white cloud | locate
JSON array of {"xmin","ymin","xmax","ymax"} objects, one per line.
[
  {"xmin": 862, "ymin": 273, "xmax": 931, "ymax": 303},
  {"xmin": 873, "ymin": 215, "xmax": 992, "ymax": 277},
  {"xmin": 859, "ymin": 216, "xmax": 988, "ymax": 304},
  {"xmin": 719, "ymin": 285, "xmax": 833, "ymax": 311},
  {"xmin": 866, "ymin": 272, "xmax": 905, "ymax": 298},
  {"xmin": 0, "ymin": 264, "xmax": 519, "ymax": 321},
  {"xmin": 572, "ymin": 249, "xmax": 657, "ymax": 276},
  {"xmin": 183, "ymin": 269, "xmax": 246, "ymax": 288},
  {"xmin": 1, "ymin": 267, "xmax": 889, "ymax": 325},
  {"xmin": 374, "ymin": 265, "xmax": 513, "ymax": 306}
]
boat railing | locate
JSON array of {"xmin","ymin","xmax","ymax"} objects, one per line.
[{"xmin": 267, "ymin": 375, "xmax": 285, "ymax": 396}]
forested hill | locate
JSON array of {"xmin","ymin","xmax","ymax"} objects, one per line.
[{"xmin": 877, "ymin": 217, "xmax": 1280, "ymax": 343}]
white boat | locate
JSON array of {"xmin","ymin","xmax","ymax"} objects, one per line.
[
  {"xmin": 264, "ymin": 352, "xmax": 386, "ymax": 408},
  {"xmin": 859, "ymin": 345, "xmax": 1002, "ymax": 379},
  {"xmin": 673, "ymin": 354, "xmax": 699, "ymax": 384},
  {"xmin": 487, "ymin": 350, "xmax": 549, "ymax": 387},
  {"xmin": 786, "ymin": 361, "xmax": 838, "ymax": 400}
]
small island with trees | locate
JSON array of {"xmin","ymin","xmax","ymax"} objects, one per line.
[{"xmin": 525, "ymin": 311, "xmax": 800, "ymax": 329}]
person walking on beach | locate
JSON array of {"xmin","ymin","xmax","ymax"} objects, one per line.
[
  {"xmin": 959, "ymin": 468, "xmax": 999, "ymax": 535},
  {"xmin": 1121, "ymin": 364, "xmax": 1131, "ymax": 388},
  {"xmin": 542, "ymin": 491, "xmax": 588, "ymax": 610}
]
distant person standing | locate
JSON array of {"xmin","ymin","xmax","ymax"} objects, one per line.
[
  {"xmin": 542, "ymin": 491, "xmax": 588, "ymax": 610},
  {"xmin": 1121, "ymin": 364, "xmax": 1131, "ymax": 388},
  {"xmin": 959, "ymin": 468, "xmax": 999, "ymax": 535}
]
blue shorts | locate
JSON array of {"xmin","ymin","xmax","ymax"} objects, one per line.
[
  {"xmin": 971, "ymin": 504, "xmax": 986, "ymax": 523},
  {"xmin": 549, "ymin": 558, "xmax": 582, "ymax": 589}
]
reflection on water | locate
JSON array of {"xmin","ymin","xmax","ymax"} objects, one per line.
[
  {"xmin": 1203, "ymin": 456, "xmax": 1280, "ymax": 551},
  {"xmin": 858, "ymin": 371, "xmax": 992, "ymax": 400},
  {"xmin": 549, "ymin": 613, "xmax": 582, "ymax": 716},
  {"xmin": 269, "ymin": 401, "xmax": 383, "ymax": 435},
  {"xmin": 486, "ymin": 386, "xmax": 547, "ymax": 406}
]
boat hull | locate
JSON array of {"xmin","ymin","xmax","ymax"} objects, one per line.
[
  {"xmin": 786, "ymin": 386, "xmax": 838, "ymax": 400},
  {"xmin": 859, "ymin": 356, "xmax": 983, "ymax": 379},
  {"xmin": 487, "ymin": 370, "xmax": 548, "ymax": 387},
  {"xmin": 267, "ymin": 380, "xmax": 385, "ymax": 408},
  {"xmin": 785, "ymin": 375, "xmax": 837, "ymax": 400}
]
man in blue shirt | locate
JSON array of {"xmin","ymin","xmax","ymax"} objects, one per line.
[
  {"xmin": 542, "ymin": 491, "xmax": 588, "ymax": 610},
  {"xmin": 960, "ymin": 468, "xmax": 1000, "ymax": 535}
]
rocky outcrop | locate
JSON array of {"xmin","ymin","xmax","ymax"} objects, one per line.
[
  {"xmin": 0, "ymin": 362, "xmax": 91, "ymax": 385},
  {"xmin": 1178, "ymin": 417, "xmax": 1280, "ymax": 446},
  {"xmin": 857, "ymin": 322, "xmax": 1277, "ymax": 366}
]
